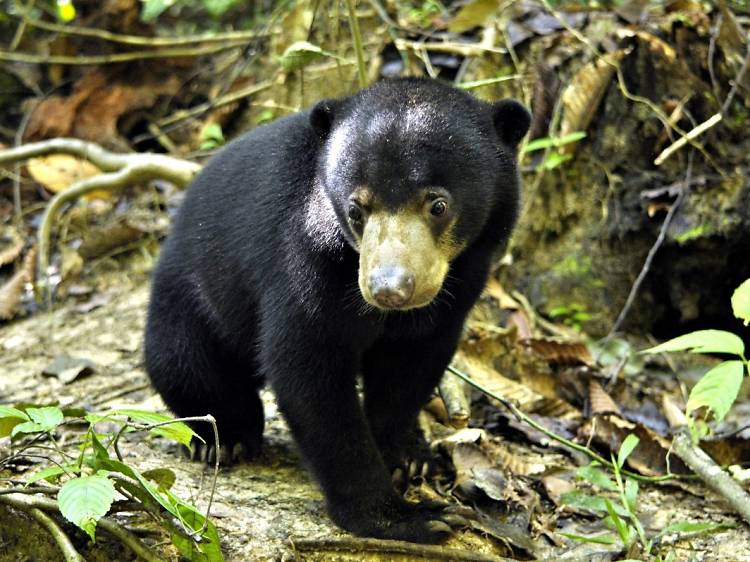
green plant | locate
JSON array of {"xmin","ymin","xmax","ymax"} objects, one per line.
[
  {"xmin": 562, "ymin": 434, "xmax": 730, "ymax": 558},
  {"xmin": 523, "ymin": 131, "xmax": 587, "ymax": 171},
  {"xmin": 0, "ymin": 405, "xmax": 222, "ymax": 561},
  {"xmin": 641, "ymin": 278, "xmax": 750, "ymax": 441},
  {"xmin": 549, "ymin": 302, "xmax": 592, "ymax": 331}
]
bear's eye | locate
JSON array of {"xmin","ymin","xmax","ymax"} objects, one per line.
[
  {"xmin": 430, "ymin": 199, "xmax": 448, "ymax": 217},
  {"xmin": 348, "ymin": 203, "xmax": 363, "ymax": 224}
]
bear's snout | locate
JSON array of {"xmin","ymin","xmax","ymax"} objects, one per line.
[{"xmin": 368, "ymin": 266, "xmax": 415, "ymax": 309}]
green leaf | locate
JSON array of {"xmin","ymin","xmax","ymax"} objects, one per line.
[
  {"xmin": 140, "ymin": 0, "xmax": 176, "ymax": 21},
  {"xmin": 732, "ymin": 279, "xmax": 750, "ymax": 326},
  {"xmin": 168, "ymin": 492, "xmax": 224, "ymax": 562},
  {"xmin": 12, "ymin": 421, "xmax": 47, "ymax": 437},
  {"xmin": 26, "ymin": 464, "xmax": 71, "ymax": 485},
  {"xmin": 576, "ymin": 464, "xmax": 617, "ymax": 491},
  {"xmin": 624, "ymin": 478, "xmax": 638, "ymax": 513},
  {"xmin": 199, "ymin": 123, "xmax": 225, "ymax": 150},
  {"xmin": 280, "ymin": 41, "xmax": 329, "ymax": 72},
  {"xmin": 686, "ymin": 360, "xmax": 745, "ymax": 422},
  {"xmin": 58, "ymin": 475, "xmax": 115, "ymax": 541},
  {"xmin": 26, "ymin": 407, "xmax": 64, "ymax": 432},
  {"xmin": 559, "ymin": 532, "xmax": 617, "ymax": 545},
  {"xmin": 0, "ymin": 406, "xmax": 30, "ymax": 420},
  {"xmin": 524, "ymin": 132, "xmax": 587, "ymax": 153},
  {"xmin": 604, "ymin": 498, "xmax": 630, "ymax": 544},
  {"xmin": 641, "ymin": 330, "xmax": 744, "ymax": 356},
  {"xmin": 96, "ymin": 457, "xmax": 176, "ymax": 516},
  {"xmin": 560, "ymin": 490, "xmax": 629, "ymax": 517},
  {"xmin": 540, "ymin": 152, "xmax": 572, "ymax": 171},
  {"xmin": 617, "ymin": 434, "xmax": 640, "ymax": 469},
  {"xmin": 108, "ymin": 409, "xmax": 196, "ymax": 447},
  {"xmin": 656, "ymin": 520, "xmax": 734, "ymax": 539},
  {"xmin": 0, "ymin": 406, "xmax": 30, "ymax": 437},
  {"xmin": 142, "ymin": 468, "xmax": 177, "ymax": 492},
  {"xmin": 448, "ymin": 0, "xmax": 498, "ymax": 33}
]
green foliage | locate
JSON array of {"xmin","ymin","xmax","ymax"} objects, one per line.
[
  {"xmin": 199, "ymin": 123, "xmax": 225, "ymax": 151},
  {"xmin": 732, "ymin": 279, "xmax": 750, "ymax": 326},
  {"xmin": 641, "ymin": 278, "xmax": 750, "ymax": 440},
  {"xmin": 140, "ymin": 0, "xmax": 240, "ymax": 21},
  {"xmin": 279, "ymin": 40, "xmax": 341, "ymax": 72},
  {"xmin": 58, "ymin": 475, "xmax": 116, "ymax": 541},
  {"xmin": 448, "ymin": 0, "xmax": 497, "ymax": 33},
  {"xmin": 0, "ymin": 404, "xmax": 221, "ymax": 561},
  {"xmin": 523, "ymin": 132, "xmax": 586, "ymax": 171},
  {"xmin": 565, "ymin": 435, "xmax": 726, "ymax": 557},
  {"xmin": 549, "ymin": 302, "xmax": 592, "ymax": 331}
]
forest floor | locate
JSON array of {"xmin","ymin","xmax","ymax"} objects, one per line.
[{"xmin": 2, "ymin": 260, "xmax": 750, "ymax": 562}]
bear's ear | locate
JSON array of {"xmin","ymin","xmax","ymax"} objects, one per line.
[
  {"xmin": 491, "ymin": 99, "xmax": 531, "ymax": 148},
  {"xmin": 310, "ymin": 99, "xmax": 339, "ymax": 139}
]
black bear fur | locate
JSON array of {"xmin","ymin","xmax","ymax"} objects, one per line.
[{"xmin": 145, "ymin": 77, "xmax": 530, "ymax": 543}]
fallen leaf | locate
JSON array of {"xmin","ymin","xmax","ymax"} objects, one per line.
[
  {"xmin": 42, "ymin": 354, "xmax": 97, "ymax": 384},
  {"xmin": 27, "ymin": 154, "xmax": 101, "ymax": 194}
]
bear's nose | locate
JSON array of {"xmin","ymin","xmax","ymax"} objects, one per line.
[{"xmin": 368, "ymin": 267, "xmax": 415, "ymax": 309}]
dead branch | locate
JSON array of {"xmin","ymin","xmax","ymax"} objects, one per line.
[
  {"xmin": 0, "ymin": 138, "xmax": 201, "ymax": 300},
  {"xmin": 19, "ymin": 17, "xmax": 268, "ymax": 46},
  {"xmin": 0, "ymin": 43, "xmax": 245, "ymax": 65},
  {"xmin": 672, "ymin": 431, "xmax": 750, "ymax": 525},
  {"xmin": 291, "ymin": 536, "xmax": 513, "ymax": 561},
  {"xmin": 0, "ymin": 492, "xmax": 165, "ymax": 562}
]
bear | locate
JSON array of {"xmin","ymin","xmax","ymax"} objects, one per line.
[{"xmin": 144, "ymin": 77, "xmax": 530, "ymax": 543}]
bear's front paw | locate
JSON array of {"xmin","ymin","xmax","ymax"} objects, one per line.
[{"xmin": 329, "ymin": 495, "xmax": 467, "ymax": 544}]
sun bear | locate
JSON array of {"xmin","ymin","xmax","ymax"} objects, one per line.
[{"xmin": 145, "ymin": 77, "xmax": 530, "ymax": 543}]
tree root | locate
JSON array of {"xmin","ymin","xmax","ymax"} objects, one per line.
[
  {"xmin": 0, "ymin": 138, "xmax": 201, "ymax": 302},
  {"xmin": 0, "ymin": 492, "xmax": 166, "ymax": 562},
  {"xmin": 291, "ymin": 536, "xmax": 514, "ymax": 561}
]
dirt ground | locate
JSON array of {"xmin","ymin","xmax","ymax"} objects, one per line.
[{"xmin": 2, "ymin": 264, "xmax": 750, "ymax": 561}]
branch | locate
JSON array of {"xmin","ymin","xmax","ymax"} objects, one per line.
[
  {"xmin": 672, "ymin": 431, "xmax": 750, "ymax": 524},
  {"xmin": 291, "ymin": 537, "xmax": 512, "ymax": 561},
  {"xmin": 0, "ymin": 138, "xmax": 201, "ymax": 301},
  {"xmin": 19, "ymin": 17, "xmax": 267, "ymax": 47},
  {"xmin": 0, "ymin": 43, "xmax": 245, "ymax": 65},
  {"xmin": 0, "ymin": 492, "xmax": 165, "ymax": 562}
]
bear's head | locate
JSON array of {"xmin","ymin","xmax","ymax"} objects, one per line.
[{"xmin": 310, "ymin": 78, "xmax": 530, "ymax": 311}]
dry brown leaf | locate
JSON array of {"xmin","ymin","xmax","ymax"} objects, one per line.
[
  {"xmin": 0, "ymin": 247, "xmax": 35, "ymax": 320},
  {"xmin": 0, "ymin": 229, "xmax": 24, "ymax": 267},
  {"xmin": 454, "ymin": 349, "xmax": 577, "ymax": 418},
  {"xmin": 27, "ymin": 154, "xmax": 102, "ymax": 194},
  {"xmin": 25, "ymin": 70, "xmax": 180, "ymax": 145},
  {"xmin": 588, "ymin": 379, "xmax": 621, "ymax": 416},
  {"xmin": 540, "ymin": 474, "xmax": 575, "ymax": 505},
  {"xmin": 578, "ymin": 415, "xmax": 689, "ymax": 476},
  {"xmin": 493, "ymin": 443, "xmax": 547, "ymax": 476},
  {"xmin": 635, "ymin": 31, "xmax": 677, "ymax": 63},
  {"xmin": 523, "ymin": 338, "xmax": 593, "ymax": 366},
  {"xmin": 559, "ymin": 50, "xmax": 626, "ymax": 154}
]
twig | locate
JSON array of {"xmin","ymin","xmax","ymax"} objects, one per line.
[
  {"xmin": 720, "ymin": 37, "xmax": 750, "ymax": 117},
  {"xmin": 29, "ymin": 508, "xmax": 85, "ymax": 562},
  {"xmin": 672, "ymin": 430, "xmax": 750, "ymax": 524},
  {"xmin": 447, "ymin": 366, "xmax": 678, "ymax": 483},
  {"xmin": 0, "ymin": 43, "xmax": 246, "ymax": 65},
  {"xmin": 344, "ymin": 0, "xmax": 368, "ymax": 88},
  {"xmin": 18, "ymin": 17, "xmax": 268, "ymax": 46},
  {"xmin": 291, "ymin": 536, "xmax": 512, "ymax": 561},
  {"xmin": 654, "ymin": 114, "xmax": 722, "ymax": 166},
  {"xmin": 156, "ymin": 80, "xmax": 273, "ymax": 128},
  {"xmin": 607, "ymin": 152, "xmax": 694, "ymax": 337},
  {"xmin": 394, "ymin": 38, "xmax": 506, "ymax": 57},
  {"xmin": 438, "ymin": 376, "xmax": 470, "ymax": 428}
]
